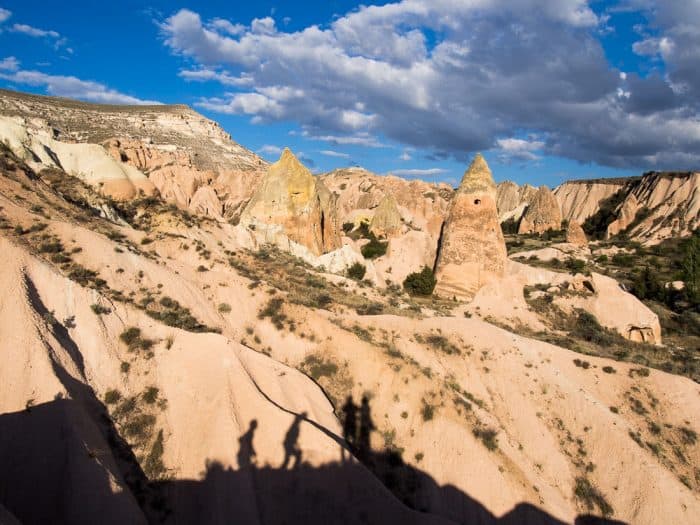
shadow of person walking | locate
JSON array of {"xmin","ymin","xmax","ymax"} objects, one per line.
[
  {"xmin": 341, "ymin": 396, "xmax": 358, "ymax": 461},
  {"xmin": 237, "ymin": 419, "xmax": 258, "ymax": 469},
  {"xmin": 357, "ymin": 396, "xmax": 374, "ymax": 463},
  {"xmin": 281, "ymin": 412, "xmax": 306, "ymax": 469}
]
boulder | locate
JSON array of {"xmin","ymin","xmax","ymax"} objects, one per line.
[
  {"xmin": 566, "ymin": 220, "xmax": 588, "ymax": 247},
  {"xmin": 434, "ymin": 154, "xmax": 507, "ymax": 300},
  {"xmin": 240, "ymin": 149, "xmax": 341, "ymax": 256},
  {"xmin": 518, "ymin": 185, "xmax": 562, "ymax": 234}
]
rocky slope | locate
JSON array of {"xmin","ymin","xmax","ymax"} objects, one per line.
[
  {"xmin": 0, "ymin": 88, "xmax": 267, "ymax": 220},
  {"xmin": 0, "ymin": 91, "xmax": 699, "ymax": 525}
]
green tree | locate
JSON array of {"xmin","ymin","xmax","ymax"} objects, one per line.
[
  {"xmin": 682, "ymin": 232, "xmax": 700, "ymax": 304},
  {"xmin": 403, "ymin": 266, "xmax": 437, "ymax": 296}
]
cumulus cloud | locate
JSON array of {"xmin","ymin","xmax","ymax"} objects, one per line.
[
  {"xmin": 0, "ymin": 64, "xmax": 160, "ymax": 105},
  {"xmin": 320, "ymin": 150, "xmax": 350, "ymax": 158},
  {"xmin": 0, "ymin": 56, "xmax": 19, "ymax": 71},
  {"xmin": 258, "ymin": 144, "xmax": 283, "ymax": 156},
  {"xmin": 160, "ymin": 2, "xmax": 700, "ymax": 169},
  {"xmin": 0, "ymin": 7, "xmax": 11, "ymax": 24},
  {"xmin": 12, "ymin": 23, "xmax": 59, "ymax": 38},
  {"xmin": 390, "ymin": 167, "xmax": 447, "ymax": 177}
]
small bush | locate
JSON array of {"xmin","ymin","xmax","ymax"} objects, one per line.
[
  {"xmin": 302, "ymin": 355, "xmax": 338, "ymax": 380},
  {"xmin": 403, "ymin": 266, "xmax": 437, "ymax": 296},
  {"xmin": 143, "ymin": 386, "xmax": 159, "ymax": 404},
  {"xmin": 91, "ymin": 303, "xmax": 112, "ymax": 315},
  {"xmin": 573, "ymin": 358, "xmax": 591, "ymax": 369},
  {"xmin": 197, "ymin": 265, "xmax": 209, "ymax": 272},
  {"xmin": 421, "ymin": 401, "xmax": 435, "ymax": 421},
  {"xmin": 104, "ymin": 389, "xmax": 122, "ymax": 404},
  {"xmin": 347, "ymin": 262, "xmax": 366, "ymax": 280},
  {"xmin": 258, "ymin": 297, "xmax": 287, "ymax": 330},
  {"xmin": 361, "ymin": 236, "xmax": 388, "ymax": 259},
  {"xmin": 120, "ymin": 361, "xmax": 130, "ymax": 374},
  {"xmin": 119, "ymin": 327, "xmax": 155, "ymax": 351},
  {"xmin": 602, "ymin": 366, "xmax": 616, "ymax": 374},
  {"xmin": 218, "ymin": 303, "xmax": 232, "ymax": 313},
  {"xmin": 473, "ymin": 426, "xmax": 498, "ymax": 451},
  {"xmin": 574, "ymin": 476, "xmax": 613, "ymax": 516}
]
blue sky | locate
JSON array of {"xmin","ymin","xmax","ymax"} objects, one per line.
[{"xmin": 1, "ymin": 1, "xmax": 698, "ymax": 187}]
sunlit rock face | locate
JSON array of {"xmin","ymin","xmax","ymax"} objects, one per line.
[
  {"xmin": 518, "ymin": 185, "xmax": 562, "ymax": 235},
  {"xmin": 240, "ymin": 148, "xmax": 341, "ymax": 256},
  {"xmin": 434, "ymin": 154, "xmax": 507, "ymax": 301}
]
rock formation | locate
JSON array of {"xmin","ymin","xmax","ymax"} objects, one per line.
[
  {"xmin": 241, "ymin": 149, "xmax": 341, "ymax": 256},
  {"xmin": 517, "ymin": 185, "xmax": 562, "ymax": 234},
  {"xmin": 566, "ymin": 220, "xmax": 588, "ymax": 247},
  {"xmin": 554, "ymin": 178, "xmax": 629, "ymax": 224},
  {"xmin": 0, "ymin": 88, "xmax": 266, "ymax": 217},
  {"xmin": 434, "ymin": 154, "xmax": 507, "ymax": 300},
  {"xmin": 496, "ymin": 181, "xmax": 537, "ymax": 222},
  {"xmin": 370, "ymin": 195, "xmax": 402, "ymax": 237},
  {"xmin": 606, "ymin": 194, "xmax": 639, "ymax": 239}
]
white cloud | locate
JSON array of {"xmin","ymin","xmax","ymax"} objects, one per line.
[
  {"xmin": 390, "ymin": 167, "xmax": 447, "ymax": 177},
  {"xmin": 320, "ymin": 150, "xmax": 350, "ymax": 158},
  {"xmin": 258, "ymin": 144, "xmax": 283, "ymax": 156},
  {"xmin": 159, "ymin": 3, "xmax": 700, "ymax": 169},
  {"xmin": 12, "ymin": 23, "xmax": 59, "ymax": 38},
  {"xmin": 304, "ymin": 131, "xmax": 386, "ymax": 148},
  {"xmin": 0, "ymin": 56, "xmax": 19, "ymax": 71},
  {"xmin": 0, "ymin": 67, "xmax": 160, "ymax": 105},
  {"xmin": 179, "ymin": 68, "xmax": 252, "ymax": 86},
  {"xmin": 0, "ymin": 8, "xmax": 11, "ymax": 24},
  {"xmin": 208, "ymin": 18, "xmax": 244, "ymax": 36},
  {"xmin": 399, "ymin": 149, "xmax": 412, "ymax": 161}
]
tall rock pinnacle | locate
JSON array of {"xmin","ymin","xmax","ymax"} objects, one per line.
[
  {"xmin": 240, "ymin": 148, "xmax": 341, "ymax": 255},
  {"xmin": 434, "ymin": 154, "xmax": 507, "ymax": 300}
]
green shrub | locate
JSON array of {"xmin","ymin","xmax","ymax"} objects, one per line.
[
  {"xmin": 104, "ymin": 389, "xmax": 122, "ymax": 404},
  {"xmin": 421, "ymin": 401, "xmax": 435, "ymax": 421},
  {"xmin": 347, "ymin": 262, "xmax": 367, "ymax": 280},
  {"xmin": 574, "ymin": 476, "xmax": 613, "ymax": 516},
  {"xmin": 218, "ymin": 303, "xmax": 232, "ymax": 313},
  {"xmin": 403, "ymin": 266, "xmax": 437, "ymax": 296},
  {"xmin": 602, "ymin": 366, "xmax": 616, "ymax": 374},
  {"xmin": 361, "ymin": 236, "xmax": 388, "ymax": 259},
  {"xmin": 142, "ymin": 386, "xmax": 159, "ymax": 404},
  {"xmin": 565, "ymin": 258, "xmax": 586, "ymax": 274},
  {"xmin": 90, "ymin": 303, "xmax": 112, "ymax": 315},
  {"xmin": 473, "ymin": 426, "xmax": 498, "ymax": 451}
]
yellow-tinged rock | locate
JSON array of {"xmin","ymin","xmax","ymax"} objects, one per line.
[{"xmin": 241, "ymin": 148, "xmax": 341, "ymax": 255}]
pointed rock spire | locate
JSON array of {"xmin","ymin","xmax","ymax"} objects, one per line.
[
  {"xmin": 517, "ymin": 185, "xmax": 562, "ymax": 234},
  {"xmin": 434, "ymin": 154, "xmax": 507, "ymax": 300},
  {"xmin": 458, "ymin": 153, "xmax": 497, "ymax": 194},
  {"xmin": 241, "ymin": 148, "xmax": 341, "ymax": 256}
]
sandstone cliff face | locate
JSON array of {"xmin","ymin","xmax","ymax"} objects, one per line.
[
  {"xmin": 554, "ymin": 179, "xmax": 629, "ymax": 224},
  {"xmin": 496, "ymin": 181, "xmax": 537, "ymax": 222},
  {"xmin": 0, "ymin": 89, "xmax": 266, "ymax": 217},
  {"xmin": 241, "ymin": 149, "xmax": 341, "ymax": 256},
  {"xmin": 566, "ymin": 220, "xmax": 588, "ymax": 247},
  {"xmin": 434, "ymin": 154, "xmax": 507, "ymax": 300},
  {"xmin": 606, "ymin": 194, "xmax": 639, "ymax": 238},
  {"xmin": 517, "ymin": 185, "xmax": 562, "ymax": 234},
  {"xmin": 610, "ymin": 172, "xmax": 700, "ymax": 243}
]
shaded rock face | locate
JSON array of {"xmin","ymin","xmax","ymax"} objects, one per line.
[
  {"xmin": 566, "ymin": 220, "xmax": 588, "ymax": 247},
  {"xmin": 606, "ymin": 194, "xmax": 639, "ymax": 239},
  {"xmin": 241, "ymin": 149, "xmax": 341, "ymax": 256},
  {"xmin": 434, "ymin": 154, "xmax": 507, "ymax": 300},
  {"xmin": 496, "ymin": 181, "xmax": 537, "ymax": 222},
  {"xmin": 370, "ymin": 195, "xmax": 402, "ymax": 238},
  {"xmin": 554, "ymin": 179, "xmax": 628, "ymax": 224},
  {"xmin": 518, "ymin": 185, "xmax": 562, "ymax": 234}
]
